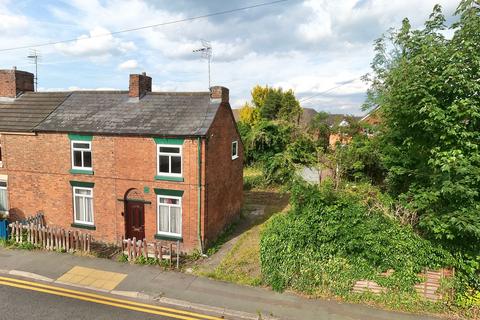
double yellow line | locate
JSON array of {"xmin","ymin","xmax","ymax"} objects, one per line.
[{"xmin": 0, "ymin": 275, "xmax": 225, "ymax": 320}]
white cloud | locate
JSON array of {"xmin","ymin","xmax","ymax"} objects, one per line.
[
  {"xmin": 0, "ymin": 0, "xmax": 29, "ymax": 35},
  {"xmin": 3, "ymin": 0, "xmax": 460, "ymax": 116},
  {"xmin": 55, "ymin": 27, "xmax": 136, "ymax": 58},
  {"xmin": 297, "ymin": 0, "xmax": 333, "ymax": 41},
  {"xmin": 118, "ymin": 59, "xmax": 138, "ymax": 70},
  {"xmin": 0, "ymin": 14, "xmax": 29, "ymax": 35}
]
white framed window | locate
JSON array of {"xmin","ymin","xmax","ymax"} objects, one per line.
[
  {"xmin": 157, "ymin": 196, "xmax": 182, "ymax": 237},
  {"xmin": 0, "ymin": 141, "xmax": 3, "ymax": 168},
  {"xmin": 0, "ymin": 181, "xmax": 8, "ymax": 213},
  {"xmin": 232, "ymin": 140, "xmax": 239, "ymax": 160},
  {"xmin": 71, "ymin": 141, "xmax": 92, "ymax": 170},
  {"xmin": 157, "ymin": 145, "xmax": 182, "ymax": 177},
  {"xmin": 73, "ymin": 187, "xmax": 94, "ymax": 225}
]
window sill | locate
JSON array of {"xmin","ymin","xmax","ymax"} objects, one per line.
[
  {"xmin": 231, "ymin": 155, "xmax": 239, "ymax": 160},
  {"xmin": 154, "ymin": 233, "xmax": 183, "ymax": 241},
  {"xmin": 70, "ymin": 169, "xmax": 94, "ymax": 175},
  {"xmin": 71, "ymin": 223, "xmax": 96, "ymax": 230},
  {"xmin": 154, "ymin": 175, "xmax": 184, "ymax": 182}
]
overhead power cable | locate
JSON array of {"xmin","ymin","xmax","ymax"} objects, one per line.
[
  {"xmin": 299, "ymin": 78, "xmax": 360, "ymax": 103},
  {"xmin": 0, "ymin": 0, "xmax": 290, "ymax": 53}
]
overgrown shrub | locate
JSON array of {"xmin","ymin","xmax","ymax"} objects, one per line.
[
  {"xmin": 363, "ymin": 1, "xmax": 480, "ymax": 251},
  {"xmin": 262, "ymin": 153, "xmax": 295, "ymax": 185},
  {"xmin": 239, "ymin": 120, "xmax": 293, "ymax": 165},
  {"xmin": 260, "ymin": 180, "xmax": 453, "ymax": 295}
]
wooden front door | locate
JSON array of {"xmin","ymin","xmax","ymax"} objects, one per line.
[{"xmin": 125, "ymin": 201, "xmax": 145, "ymax": 240}]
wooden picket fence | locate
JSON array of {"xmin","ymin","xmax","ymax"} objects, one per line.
[
  {"xmin": 122, "ymin": 237, "xmax": 180, "ymax": 269},
  {"xmin": 9, "ymin": 221, "xmax": 91, "ymax": 253},
  {"xmin": 19, "ymin": 212, "xmax": 45, "ymax": 227}
]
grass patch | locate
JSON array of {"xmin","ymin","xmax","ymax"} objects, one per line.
[
  {"xmin": 243, "ymin": 166, "xmax": 264, "ymax": 191},
  {"xmin": 205, "ymin": 223, "xmax": 264, "ymax": 286},
  {"xmin": 201, "ymin": 190, "xmax": 290, "ymax": 286},
  {"xmin": 206, "ymin": 218, "xmax": 241, "ymax": 257}
]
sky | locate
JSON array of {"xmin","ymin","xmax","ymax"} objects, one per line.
[{"xmin": 0, "ymin": 0, "xmax": 459, "ymax": 115}]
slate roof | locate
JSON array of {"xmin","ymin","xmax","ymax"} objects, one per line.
[
  {"xmin": 35, "ymin": 91, "xmax": 220, "ymax": 137},
  {"xmin": 0, "ymin": 92, "xmax": 70, "ymax": 132},
  {"xmin": 231, "ymin": 108, "xmax": 240, "ymax": 122}
]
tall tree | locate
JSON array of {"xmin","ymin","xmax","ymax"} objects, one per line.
[
  {"xmin": 308, "ymin": 111, "xmax": 331, "ymax": 151},
  {"xmin": 364, "ymin": 1, "xmax": 480, "ymax": 249},
  {"xmin": 249, "ymin": 85, "xmax": 302, "ymax": 123}
]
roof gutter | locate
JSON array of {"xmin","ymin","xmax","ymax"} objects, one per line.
[
  {"xmin": 0, "ymin": 131, "xmax": 36, "ymax": 135},
  {"xmin": 32, "ymin": 130, "xmax": 208, "ymax": 139}
]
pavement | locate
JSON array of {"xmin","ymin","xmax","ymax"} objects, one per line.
[{"xmin": 0, "ymin": 247, "xmax": 439, "ymax": 320}]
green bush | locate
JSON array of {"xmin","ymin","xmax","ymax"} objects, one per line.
[
  {"xmin": 262, "ymin": 153, "xmax": 295, "ymax": 185},
  {"xmin": 260, "ymin": 181, "xmax": 453, "ymax": 295}
]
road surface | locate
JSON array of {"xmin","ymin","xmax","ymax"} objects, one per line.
[{"xmin": 0, "ymin": 276, "xmax": 223, "ymax": 320}]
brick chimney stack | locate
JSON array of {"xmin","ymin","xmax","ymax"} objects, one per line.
[
  {"xmin": 129, "ymin": 72, "xmax": 152, "ymax": 99},
  {"xmin": 0, "ymin": 68, "xmax": 34, "ymax": 98},
  {"xmin": 210, "ymin": 86, "xmax": 229, "ymax": 103}
]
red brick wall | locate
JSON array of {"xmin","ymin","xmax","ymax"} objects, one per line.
[
  {"xmin": 2, "ymin": 133, "xmax": 207, "ymax": 251},
  {"xmin": 204, "ymin": 103, "xmax": 243, "ymax": 246},
  {"xmin": 128, "ymin": 73, "xmax": 152, "ymax": 98},
  {"xmin": 0, "ymin": 70, "xmax": 34, "ymax": 98},
  {"xmin": 0, "ymin": 134, "xmax": 6, "ymax": 174},
  {"xmin": 1, "ymin": 103, "xmax": 242, "ymax": 253}
]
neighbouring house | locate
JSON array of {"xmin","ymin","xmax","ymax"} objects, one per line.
[
  {"xmin": 0, "ymin": 68, "xmax": 243, "ymax": 253},
  {"xmin": 360, "ymin": 105, "xmax": 382, "ymax": 126}
]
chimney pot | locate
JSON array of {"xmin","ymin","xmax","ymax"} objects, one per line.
[
  {"xmin": 210, "ymin": 86, "xmax": 229, "ymax": 103},
  {"xmin": 129, "ymin": 73, "xmax": 152, "ymax": 99}
]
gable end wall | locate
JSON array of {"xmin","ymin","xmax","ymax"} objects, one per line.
[{"xmin": 204, "ymin": 103, "xmax": 243, "ymax": 246}]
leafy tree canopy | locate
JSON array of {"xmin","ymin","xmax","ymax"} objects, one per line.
[
  {"xmin": 250, "ymin": 85, "xmax": 302, "ymax": 123},
  {"xmin": 364, "ymin": 0, "xmax": 480, "ymax": 249}
]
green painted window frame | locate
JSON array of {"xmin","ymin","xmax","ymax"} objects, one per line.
[
  {"xmin": 71, "ymin": 223, "xmax": 96, "ymax": 230},
  {"xmin": 154, "ymin": 233, "xmax": 182, "ymax": 241},
  {"xmin": 154, "ymin": 175, "xmax": 184, "ymax": 182},
  {"xmin": 153, "ymin": 138, "xmax": 184, "ymax": 145},
  {"xmin": 69, "ymin": 169, "xmax": 94, "ymax": 175},
  {"xmin": 70, "ymin": 181, "xmax": 95, "ymax": 188},
  {"xmin": 68, "ymin": 134, "xmax": 93, "ymax": 141},
  {"xmin": 153, "ymin": 188, "xmax": 184, "ymax": 197}
]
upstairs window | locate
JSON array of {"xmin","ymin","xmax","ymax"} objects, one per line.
[
  {"xmin": 232, "ymin": 141, "xmax": 238, "ymax": 160},
  {"xmin": 71, "ymin": 141, "xmax": 92, "ymax": 170},
  {"xmin": 0, "ymin": 181, "xmax": 8, "ymax": 213},
  {"xmin": 157, "ymin": 145, "xmax": 182, "ymax": 177}
]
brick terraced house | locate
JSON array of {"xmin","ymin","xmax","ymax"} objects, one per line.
[{"xmin": 0, "ymin": 68, "xmax": 243, "ymax": 252}]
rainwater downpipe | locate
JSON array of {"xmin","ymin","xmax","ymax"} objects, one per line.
[{"xmin": 197, "ymin": 137, "xmax": 204, "ymax": 254}]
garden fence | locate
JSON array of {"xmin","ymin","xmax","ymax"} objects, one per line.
[
  {"xmin": 9, "ymin": 221, "xmax": 91, "ymax": 253},
  {"xmin": 122, "ymin": 237, "xmax": 180, "ymax": 269}
]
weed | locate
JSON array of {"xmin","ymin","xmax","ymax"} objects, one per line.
[{"xmin": 117, "ymin": 253, "xmax": 129, "ymax": 263}]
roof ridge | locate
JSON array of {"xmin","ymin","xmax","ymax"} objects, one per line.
[{"xmin": 147, "ymin": 92, "xmax": 210, "ymax": 95}]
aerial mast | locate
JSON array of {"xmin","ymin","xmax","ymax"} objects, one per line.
[
  {"xmin": 27, "ymin": 49, "xmax": 40, "ymax": 92},
  {"xmin": 193, "ymin": 40, "xmax": 212, "ymax": 89}
]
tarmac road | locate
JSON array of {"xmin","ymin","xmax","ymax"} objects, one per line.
[{"xmin": 0, "ymin": 277, "xmax": 224, "ymax": 320}]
